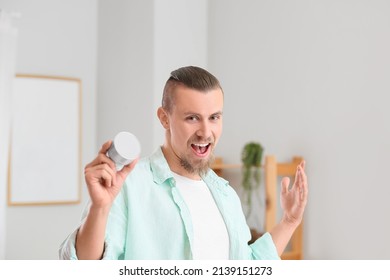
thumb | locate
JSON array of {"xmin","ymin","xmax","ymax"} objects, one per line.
[
  {"xmin": 281, "ymin": 177, "xmax": 290, "ymax": 194},
  {"xmin": 118, "ymin": 157, "xmax": 139, "ymax": 178},
  {"xmin": 99, "ymin": 140, "xmax": 113, "ymax": 154}
]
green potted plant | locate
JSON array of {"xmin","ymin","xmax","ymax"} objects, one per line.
[{"xmin": 241, "ymin": 142, "xmax": 264, "ymax": 217}]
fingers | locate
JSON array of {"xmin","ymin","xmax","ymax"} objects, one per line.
[
  {"xmin": 96, "ymin": 164, "xmax": 116, "ymax": 188},
  {"xmin": 280, "ymin": 162, "xmax": 308, "ymax": 225},
  {"xmin": 85, "ymin": 162, "xmax": 116, "ymax": 188},
  {"xmin": 99, "ymin": 140, "xmax": 113, "ymax": 154},
  {"xmin": 281, "ymin": 161, "xmax": 308, "ymax": 199},
  {"xmin": 281, "ymin": 177, "xmax": 290, "ymax": 194},
  {"xmin": 84, "ymin": 140, "xmax": 117, "ymax": 187},
  {"xmin": 86, "ymin": 140, "xmax": 114, "ymax": 168},
  {"xmin": 86, "ymin": 141, "xmax": 116, "ymax": 171},
  {"xmin": 118, "ymin": 157, "xmax": 139, "ymax": 177},
  {"xmin": 296, "ymin": 163, "xmax": 308, "ymax": 203},
  {"xmin": 299, "ymin": 160, "xmax": 306, "ymax": 170}
]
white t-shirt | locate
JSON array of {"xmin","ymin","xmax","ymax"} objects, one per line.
[{"xmin": 173, "ymin": 172, "xmax": 230, "ymax": 260}]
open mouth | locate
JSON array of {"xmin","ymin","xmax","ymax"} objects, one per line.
[{"xmin": 191, "ymin": 143, "xmax": 211, "ymax": 156}]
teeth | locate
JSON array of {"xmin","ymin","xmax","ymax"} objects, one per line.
[{"xmin": 193, "ymin": 143, "xmax": 209, "ymax": 147}]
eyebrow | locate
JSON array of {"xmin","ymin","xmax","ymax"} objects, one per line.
[
  {"xmin": 211, "ymin": 111, "xmax": 223, "ymax": 116},
  {"xmin": 183, "ymin": 111, "xmax": 223, "ymax": 116}
]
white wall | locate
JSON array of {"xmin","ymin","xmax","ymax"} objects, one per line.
[
  {"xmin": 0, "ymin": 9, "xmax": 18, "ymax": 260},
  {"xmin": 97, "ymin": 0, "xmax": 154, "ymax": 155},
  {"xmin": 209, "ymin": 0, "xmax": 390, "ymax": 259},
  {"xmin": 0, "ymin": 0, "xmax": 97, "ymax": 259}
]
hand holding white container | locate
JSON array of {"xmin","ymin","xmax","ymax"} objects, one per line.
[{"xmin": 106, "ymin": 131, "xmax": 141, "ymax": 171}]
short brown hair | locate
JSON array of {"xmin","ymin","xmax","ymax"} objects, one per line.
[{"xmin": 162, "ymin": 66, "xmax": 223, "ymax": 113}]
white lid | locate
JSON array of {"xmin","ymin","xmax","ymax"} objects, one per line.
[
  {"xmin": 113, "ymin": 131, "xmax": 141, "ymax": 160},
  {"xmin": 107, "ymin": 132, "xmax": 141, "ymax": 170}
]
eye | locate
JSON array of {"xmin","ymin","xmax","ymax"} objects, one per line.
[
  {"xmin": 210, "ymin": 114, "xmax": 222, "ymax": 121},
  {"xmin": 186, "ymin": 115, "xmax": 199, "ymax": 122}
]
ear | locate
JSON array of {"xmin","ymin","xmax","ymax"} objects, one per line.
[{"xmin": 157, "ymin": 107, "xmax": 170, "ymax": 129}]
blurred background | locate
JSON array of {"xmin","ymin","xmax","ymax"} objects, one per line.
[{"xmin": 0, "ymin": 0, "xmax": 389, "ymax": 259}]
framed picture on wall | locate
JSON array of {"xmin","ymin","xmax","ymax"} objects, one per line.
[{"xmin": 7, "ymin": 74, "xmax": 82, "ymax": 206}]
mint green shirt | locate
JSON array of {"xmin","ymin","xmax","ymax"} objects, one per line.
[{"xmin": 59, "ymin": 148, "xmax": 279, "ymax": 260}]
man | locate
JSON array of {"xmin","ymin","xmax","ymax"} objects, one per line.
[{"xmin": 59, "ymin": 66, "xmax": 308, "ymax": 260}]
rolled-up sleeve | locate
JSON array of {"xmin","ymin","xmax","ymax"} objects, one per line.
[
  {"xmin": 250, "ymin": 232, "xmax": 280, "ymax": 260},
  {"xmin": 59, "ymin": 227, "xmax": 115, "ymax": 260},
  {"xmin": 59, "ymin": 226, "xmax": 80, "ymax": 260}
]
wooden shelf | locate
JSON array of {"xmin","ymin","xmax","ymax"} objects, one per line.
[
  {"xmin": 211, "ymin": 163, "xmax": 242, "ymax": 169},
  {"xmin": 211, "ymin": 157, "xmax": 241, "ymax": 176}
]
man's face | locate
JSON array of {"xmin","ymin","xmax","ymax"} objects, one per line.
[{"xmin": 161, "ymin": 85, "xmax": 223, "ymax": 178}]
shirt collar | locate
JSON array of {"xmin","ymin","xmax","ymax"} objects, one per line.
[
  {"xmin": 201, "ymin": 169, "xmax": 230, "ymax": 195},
  {"xmin": 149, "ymin": 147, "xmax": 173, "ymax": 185}
]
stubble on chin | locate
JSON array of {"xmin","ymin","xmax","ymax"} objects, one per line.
[{"xmin": 180, "ymin": 153, "xmax": 215, "ymax": 177}]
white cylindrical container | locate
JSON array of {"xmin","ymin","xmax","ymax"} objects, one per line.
[{"xmin": 107, "ymin": 131, "xmax": 141, "ymax": 171}]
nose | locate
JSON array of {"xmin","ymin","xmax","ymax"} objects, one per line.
[{"xmin": 196, "ymin": 120, "xmax": 212, "ymax": 139}]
